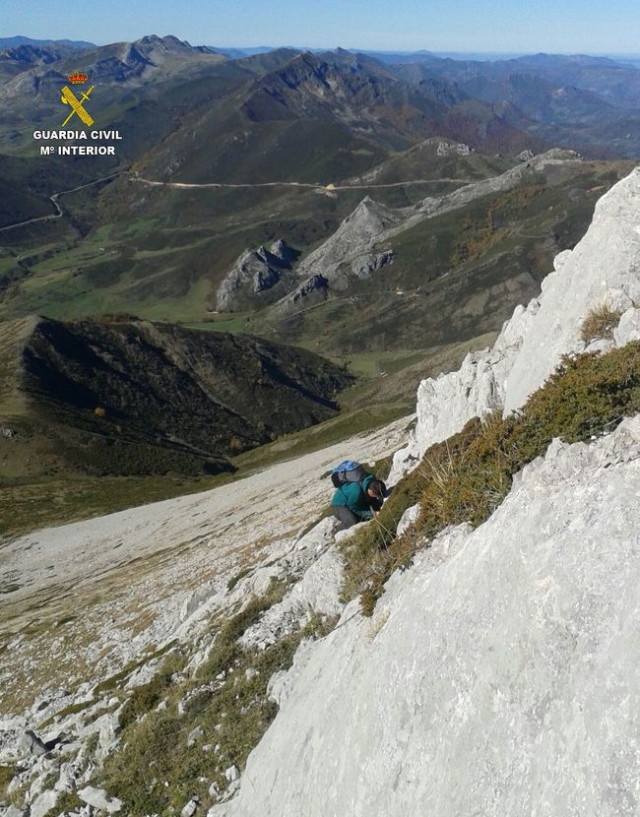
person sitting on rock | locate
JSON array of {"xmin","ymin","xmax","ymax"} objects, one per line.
[{"xmin": 331, "ymin": 474, "xmax": 386, "ymax": 529}]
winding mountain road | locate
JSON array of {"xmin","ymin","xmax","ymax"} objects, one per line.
[
  {"xmin": 0, "ymin": 172, "xmax": 123, "ymax": 234},
  {"xmin": 0, "ymin": 171, "xmax": 470, "ymax": 234}
]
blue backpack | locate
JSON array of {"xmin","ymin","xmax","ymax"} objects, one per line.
[{"xmin": 330, "ymin": 460, "xmax": 366, "ymax": 488}]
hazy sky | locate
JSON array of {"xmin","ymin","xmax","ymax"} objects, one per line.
[{"xmin": 3, "ymin": 0, "xmax": 640, "ymax": 55}]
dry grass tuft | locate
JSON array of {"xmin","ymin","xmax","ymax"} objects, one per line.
[{"xmin": 580, "ymin": 302, "xmax": 623, "ymax": 344}]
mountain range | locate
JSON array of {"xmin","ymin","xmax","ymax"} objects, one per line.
[
  {"xmin": 1, "ymin": 37, "xmax": 636, "ymax": 344},
  {"xmin": 0, "ymin": 33, "xmax": 638, "ymax": 508},
  {"xmin": 0, "ymin": 314, "xmax": 353, "ymax": 482}
]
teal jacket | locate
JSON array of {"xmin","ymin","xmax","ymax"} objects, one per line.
[{"xmin": 331, "ymin": 474, "xmax": 375, "ymax": 520}]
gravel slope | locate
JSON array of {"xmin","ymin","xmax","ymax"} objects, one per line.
[{"xmin": 0, "ymin": 416, "xmax": 409, "ymax": 713}]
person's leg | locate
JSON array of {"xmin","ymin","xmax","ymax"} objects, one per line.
[{"xmin": 332, "ymin": 506, "xmax": 359, "ymax": 529}]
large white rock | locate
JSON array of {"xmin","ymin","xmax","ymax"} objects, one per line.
[
  {"xmin": 28, "ymin": 790, "xmax": 58, "ymax": 817},
  {"xmin": 503, "ymin": 169, "xmax": 640, "ymax": 411},
  {"xmin": 210, "ymin": 416, "xmax": 640, "ymax": 817},
  {"xmin": 389, "ymin": 168, "xmax": 640, "ymax": 483},
  {"xmin": 388, "ymin": 299, "xmax": 539, "ymax": 483},
  {"xmin": 78, "ymin": 786, "xmax": 122, "ymax": 814}
]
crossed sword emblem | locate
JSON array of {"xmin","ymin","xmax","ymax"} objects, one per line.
[{"xmin": 61, "ymin": 85, "xmax": 95, "ymax": 127}]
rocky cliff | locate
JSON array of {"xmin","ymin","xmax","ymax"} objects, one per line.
[
  {"xmin": 212, "ymin": 416, "xmax": 640, "ymax": 817},
  {"xmin": 389, "ymin": 165, "xmax": 640, "ymax": 481},
  {"xmin": 208, "ymin": 167, "xmax": 640, "ymax": 815}
]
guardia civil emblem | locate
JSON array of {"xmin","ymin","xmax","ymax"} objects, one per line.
[{"xmin": 61, "ymin": 73, "xmax": 95, "ymax": 127}]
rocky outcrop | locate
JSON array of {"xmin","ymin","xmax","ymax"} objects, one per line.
[
  {"xmin": 436, "ymin": 139, "xmax": 471, "ymax": 156},
  {"xmin": 294, "ymin": 196, "xmax": 400, "ymax": 285},
  {"xmin": 277, "ymin": 273, "xmax": 329, "ymax": 308},
  {"xmin": 279, "ymin": 150, "xmax": 581, "ymax": 311},
  {"xmin": 210, "ymin": 415, "xmax": 640, "ymax": 817},
  {"xmin": 216, "ymin": 240, "xmax": 299, "ymax": 310},
  {"xmin": 389, "ymin": 165, "xmax": 640, "ymax": 482}
]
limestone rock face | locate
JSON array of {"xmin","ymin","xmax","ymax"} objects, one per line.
[
  {"xmin": 216, "ymin": 240, "xmax": 298, "ymax": 310},
  {"xmin": 389, "ymin": 167, "xmax": 640, "ymax": 483},
  {"xmin": 295, "ymin": 196, "xmax": 399, "ymax": 284},
  {"xmin": 503, "ymin": 169, "xmax": 640, "ymax": 411},
  {"xmin": 388, "ymin": 298, "xmax": 539, "ymax": 482},
  {"xmin": 210, "ymin": 416, "xmax": 640, "ymax": 817}
]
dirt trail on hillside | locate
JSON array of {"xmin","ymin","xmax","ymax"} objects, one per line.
[
  {"xmin": 131, "ymin": 175, "xmax": 468, "ymax": 191},
  {"xmin": 0, "ymin": 417, "xmax": 409, "ymax": 711}
]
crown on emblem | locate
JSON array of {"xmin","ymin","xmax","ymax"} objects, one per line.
[{"xmin": 68, "ymin": 73, "xmax": 88, "ymax": 85}]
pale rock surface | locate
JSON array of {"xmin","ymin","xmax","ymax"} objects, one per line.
[
  {"xmin": 0, "ymin": 806, "xmax": 25, "ymax": 817},
  {"xmin": 395, "ymin": 503, "xmax": 420, "ymax": 536},
  {"xmin": 389, "ymin": 167, "xmax": 640, "ymax": 483},
  {"xmin": 284, "ymin": 546, "xmax": 343, "ymax": 616},
  {"xmin": 503, "ymin": 168, "xmax": 640, "ymax": 411},
  {"xmin": 180, "ymin": 797, "xmax": 199, "ymax": 817},
  {"xmin": 55, "ymin": 761, "xmax": 81, "ymax": 793},
  {"xmin": 238, "ymin": 528, "xmax": 344, "ymax": 651},
  {"xmin": 436, "ymin": 139, "xmax": 471, "ymax": 157},
  {"xmin": 210, "ymin": 416, "xmax": 640, "ymax": 817},
  {"xmin": 388, "ymin": 298, "xmax": 539, "ymax": 482},
  {"xmin": 333, "ymin": 525, "xmax": 362, "ymax": 544},
  {"xmin": 77, "ymin": 786, "xmax": 122, "ymax": 814},
  {"xmin": 223, "ymin": 766, "xmax": 240, "ymax": 784},
  {"xmin": 614, "ymin": 306, "xmax": 640, "ymax": 345},
  {"xmin": 28, "ymin": 790, "xmax": 58, "ymax": 817},
  {"xmin": 18, "ymin": 729, "xmax": 46, "ymax": 757},
  {"xmin": 294, "ymin": 196, "xmax": 400, "ymax": 284},
  {"xmin": 266, "ymin": 637, "xmax": 328, "ymax": 709}
]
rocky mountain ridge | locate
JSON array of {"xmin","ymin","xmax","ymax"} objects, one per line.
[{"xmin": 271, "ymin": 148, "xmax": 579, "ymax": 313}]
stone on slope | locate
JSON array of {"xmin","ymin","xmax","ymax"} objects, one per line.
[
  {"xmin": 17, "ymin": 729, "xmax": 46, "ymax": 757},
  {"xmin": 396, "ymin": 503, "xmax": 420, "ymax": 536},
  {"xmin": 238, "ymin": 519, "xmax": 344, "ymax": 650},
  {"xmin": 77, "ymin": 786, "xmax": 122, "ymax": 814},
  {"xmin": 209, "ymin": 416, "xmax": 640, "ymax": 817},
  {"xmin": 216, "ymin": 241, "xmax": 297, "ymax": 310},
  {"xmin": 1, "ymin": 806, "xmax": 25, "ymax": 817},
  {"xmin": 29, "ymin": 790, "xmax": 59, "ymax": 817},
  {"xmin": 180, "ymin": 797, "xmax": 199, "ymax": 817}
]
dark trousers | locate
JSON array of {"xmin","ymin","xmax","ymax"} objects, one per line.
[{"xmin": 332, "ymin": 506, "xmax": 360, "ymax": 529}]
